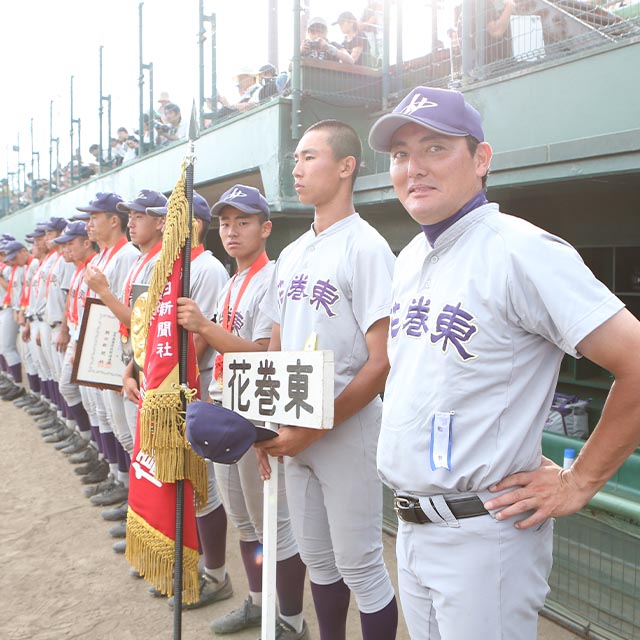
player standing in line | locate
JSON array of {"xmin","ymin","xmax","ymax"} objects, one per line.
[
  {"xmin": 53, "ymin": 222, "xmax": 98, "ymax": 457},
  {"xmin": 176, "ymin": 185, "xmax": 308, "ymax": 638},
  {"xmin": 368, "ymin": 86, "xmax": 640, "ymax": 640},
  {"xmin": 16, "ymin": 226, "xmax": 48, "ymax": 410},
  {"xmin": 256, "ymin": 120, "xmax": 398, "ymax": 640},
  {"xmin": 78, "ymin": 193, "xmax": 140, "ymax": 511}
]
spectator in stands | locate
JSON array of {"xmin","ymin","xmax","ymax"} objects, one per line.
[
  {"xmin": 334, "ymin": 11, "xmax": 373, "ymax": 66},
  {"xmin": 113, "ymin": 127, "xmax": 129, "ymax": 166},
  {"xmin": 486, "ymin": 0, "xmax": 515, "ymax": 63},
  {"xmin": 122, "ymin": 136, "xmax": 139, "ymax": 164},
  {"xmin": 300, "ymin": 16, "xmax": 354, "ymax": 64},
  {"xmin": 360, "ymin": 1, "xmax": 383, "ymax": 66},
  {"xmin": 155, "ymin": 102, "xmax": 187, "ymax": 145},
  {"xmin": 257, "ymin": 63, "xmax": 283, "ymax": 101},
  {"xmin": 157, "ymin": 91, "xmax": 172, "ymax": 124}
]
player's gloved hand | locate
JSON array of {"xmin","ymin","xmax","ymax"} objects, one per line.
[{"xmin": 484, "ymin": 455, "xmax": 595, "ymax": 529}]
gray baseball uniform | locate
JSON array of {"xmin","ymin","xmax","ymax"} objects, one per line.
[
  {"xmin": 209, "ymin": 262, "xmax": 298, "ymax": 560},
  {"xmin": 261, "ymin": 213, "xmax": 396, "ymax": 614},
  {"xmin": 378, "ymin": 203, "xmax": 624, "ymax": 640}
]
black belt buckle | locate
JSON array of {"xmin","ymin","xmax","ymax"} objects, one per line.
[
  {"xmin": 394, "ymin": 496, "xmax": 431, "ymax": 524},
  {"xmin": 394, "ymin": 494, "xmax": 488, "ymax": 525}
]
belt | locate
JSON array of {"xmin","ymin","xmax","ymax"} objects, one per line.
[{"xmin": 393, "ymin": 494, "xmax": 489, "ymax": 524}]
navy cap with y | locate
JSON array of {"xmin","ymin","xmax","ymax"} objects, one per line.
[
  {"xmin": 76, "ymin": 192, "xmax": 125, "ymax": 215},
  {"xmin": 186, "ymin": 401, "xmax": 278, "ymax": 465},
  {"xmin": 147, "ymin": 191, "xmax": 212, "ymax": 223},
  {"xmin": 54, "ymin": 221, "xmax": 88, "ymax": 244},
  {"xmin": 210, "ymin": 184, "xmax": 270, "ymax": 219},
  {"xmin": 116, "ymin": 189, "xmax": 168, "ymax": 214},
  {"xmin": 45, "ymin": 217, "xmax": 68, "ymax": 232},
  {"xmin": 368, "ymin": 86, "xmax": 484, "ymax": 152}
]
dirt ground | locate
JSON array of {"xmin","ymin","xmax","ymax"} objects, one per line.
[{"xmin": 0, "ymin": 399, "xmax": 580, "ymax": 640}]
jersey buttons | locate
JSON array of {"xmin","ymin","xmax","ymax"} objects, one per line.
[{"xmin": 430, "ymin": 256, "xmax": 439, "ymax": 264}]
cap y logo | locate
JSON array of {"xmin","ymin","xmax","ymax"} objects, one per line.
[
  {"xmin": 225, "ymin": 187, "xmax": 247, "ymax": 201},
  {"xmin": 136, "ymin": 191, "xmax": 147, "ymax": 200},
  {"xmin": 400, "ymin": 94, "xmax": 439, "ymax": 116}
]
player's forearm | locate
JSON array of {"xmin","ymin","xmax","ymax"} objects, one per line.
[
  {"xmin": 198, "ymin": 319, "xmax": 268, "ymax": 354},
  {"xmin": 569, "ymin": 373, "xmax": 640, "ymax": 498},
  {"xmin": 333, "ymin": 355, "xmax": 389, "ymax": 427}
]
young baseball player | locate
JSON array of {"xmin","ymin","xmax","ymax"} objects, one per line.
[
  {"xmin": 256, "ymin": 120, "xmax": 398, "ymax": 640},
  {"xmin": 78, "ymin": 193, "xmax": 140, "ymax": 509},
  {"xmin": 368, "ymin": 86, "xmax": 640, "ymax": 640},
  {"xmin": 176, "ymin": 184, "xmax": 308, "ymax": 638}
]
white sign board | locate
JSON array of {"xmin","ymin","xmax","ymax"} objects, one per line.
[{"xmin": 222, "ymin": 350, "xmax": 334, "ymax": 429}]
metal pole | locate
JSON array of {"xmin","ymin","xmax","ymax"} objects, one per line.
[
  {"xmin": 70, "ymin": 76, "xmax": 75, "ymax": 186},
  {"xmin": 291, "ymin": 0, "xmax": 302, "ymax": 140},
  {"xmin": 431, "ymin": 0, "xmax": 439, "ymax": 52},
  {"xmin": 138, "ymin": 2, "xmax": 145, "ymax": 157},
  {"xmin": 211, "ymin": 14, "xmax": 217, "ymax": 124},
  {"xmin": 461, "ymin": 0, "xmax": 473, "ymax": 81},
  {"xmin": 382, "ymin": 0, "xmax": 391, "ymax": 110},
  {"xmin": 173, "ymin": 103, "xmax": 199, "ymax": 640},
  {"xmin": 198, "ymin": 0, "xmax": 205, "ymax": 129},
  {"xmin": 106, "ymin": 96, "xmax": 112, "ymax": 165},
  {"xmin": 30, "ymin": 118, "xmax": 35, "ymax": 201},
  {"xmin": 395, "ymin": 0, "xmax": 403, "ymax": 94},
  {"xmin": 99, "ymin": 46, "xmax": 104, "ymax": 174},
  {"xmin": 49, "ymin": 101, "xmax": 54, "ymax": 197},
  {"xmin": 268, "ymin": 0, "xmax": 278, "ymax": 67},
  {"xmin": 148, "ymin": 63, "xmax": 154, "ymax": 152}
]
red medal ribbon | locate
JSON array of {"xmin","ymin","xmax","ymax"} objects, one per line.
[
  {"xmin": 213, "ymin": 251, "xmax": 269, "ymax": 382},
  {"xmin": 3, "ymin": 265, "xmax": 18, "ymax": 306},
  {"xmin": 19, "ymin": 256, "xmax": 34, "ymax": 308}
]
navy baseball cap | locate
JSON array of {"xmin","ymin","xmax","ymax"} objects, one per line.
[
  {"xmin": 30, "ymin": 224, "xmax": 48, "ymax": 238},
  {"xmin": 76, "ymin": 192, "xmax": 125, "ymax": 215},
  {"xmin": 368, "ymin": 86, "xmax": 485, "ymax": 152},
  {"xmin": 4, "ymin": 240, "xmax": 26, "ymax": 262},
  {"xmin": 186, "ymin": 401, "xmax": 278, "ymax": 465},
  {"xmin": 1, "ymin": 233, "xmax": 15, "ymax": 242},
  {"xmin": 54, "ymin": 221, "xmax": 89, "ymax": 244},
  {"xmin": 45, "ymin": 217, "xmax": 68, "ymax": 232},
  {"xmin": 116, "ymin": 189, "xmax": 168, "ymax": 214},
  {"xmin": 210, "ymin": 184, "xmax": 270, "ymax": 219},
  {"xmin": 147, "ymin": 191, "xmax": 212, "ymax": 223}
]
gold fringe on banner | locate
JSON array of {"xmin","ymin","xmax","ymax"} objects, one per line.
[
  {"xmin": 142, "ymin": 163, "xmax": 201, "ymax": 340},
  {"xmin": 126, "ymin": 508, "xmax": 200, "ymax": 603}
]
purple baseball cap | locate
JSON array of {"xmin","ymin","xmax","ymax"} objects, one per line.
[
  {"xmin": 30, "ymin": 223, "xmax": 48, "ymax": 238},
  {"xmin": 45, "ymin": 217, "xmax": 68, "ymax": 232},
  {"xmin": 368, "ymin": 86, "xmax": 484, "ymax": 152},
  {"xmin": 186, "ymin": 401, "xmax": 278, "ymax": 464},
  {"xmin": 146, "ymin": 191, "xmax": 212, "ymax": 223},
  {"xmin": 1, "ymin": 233, "xmax": 15, "ymax": 241},
  {"xmin": 54, "ymin": 221, "xmax": 89, "ymax": 244},
  {"xmin": 4, "ymin": 240, "xmax": 27, "ymax": 262},
  {"xmin": 76, "ymin": 192, "xmax": 125, "ymax": 215},
  {"xmin": 116, "ymin": 189, "xmax": 168, "ymax": 214},
  {"xmin": 210, "ymin": 184, "xmax": 270, "ymax": 219}
]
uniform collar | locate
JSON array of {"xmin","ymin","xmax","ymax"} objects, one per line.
[
  {"xmin": 309, "ymin": 212, "xmax": 360, "ymax": 239},
  {"xmin": 429, "ymin": 202, "xmax": 499, "ymax": 250}
]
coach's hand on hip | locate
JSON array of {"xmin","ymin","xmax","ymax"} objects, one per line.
[{"xmin": 484, "ymin": 455, "xmax": 594, "ymax": 529}]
